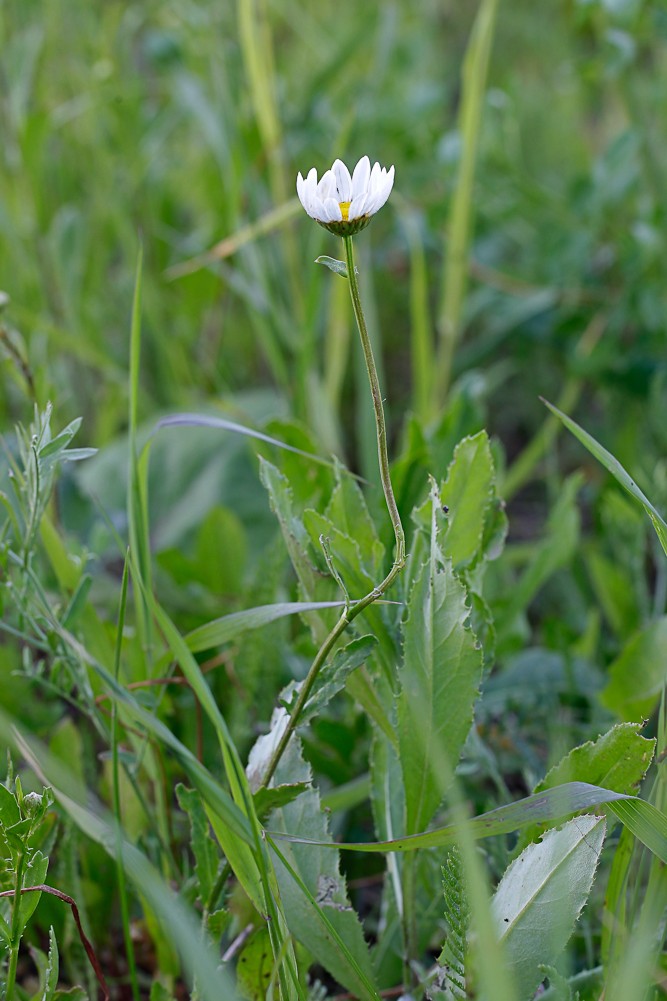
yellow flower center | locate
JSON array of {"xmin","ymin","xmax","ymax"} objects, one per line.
[{"xmin": 339, "ymin": 201, "xmax": 351, "ymax": 221}]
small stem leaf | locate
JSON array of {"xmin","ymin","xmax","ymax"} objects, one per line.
[
  {"xmin": 493, "ymin": 815, "xmax": 606, "ymax": 1000},
  {"xmin": 315, "ymin": 255, "xmax": 349, "ymax": 278}
]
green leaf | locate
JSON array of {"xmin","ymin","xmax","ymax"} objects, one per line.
[
  {"xmin": 314, "ymin": 255, "xmax": 348, "ymax": 277},
  {"xmin": 398, "ymin": 493, "xmax": 483, "ymax": 833},
  {"xmin": 493, "ymin": 815, "xmax": 606, "ymax": 1000},
  {"xmin": 518, "ymin": 723, "xmax": 655, "ymax": 849},
  {"xmin": 543, "ymin": 399, "xmax": 667, "ymax": 557},
  {"xmin": 236, "ymin": 927, "xmax": 275, "ymax": 1001},
  {"xmin": 18, "ymin": 850, "xmax": 48, "ymax": 934},
  {"xmin": 282, "ymin": 635, "xmax": 378, "ymax": 726},
  {"xmin": 252, "ymin": 783, "xmax": 310, "ymax": 819},
  {"xmin": 601, "ymin": 616, "xmax": 667, "ymax": 720},
  {"xmin": 325, "ymin": 458, "xmax": 384, "ymax": 576},
  {"xmin": 266, "ymin": 736, "xmax": 379, "ymax": 1001},
  {"xmin": 176, "ymin": 785, "xmax": 220, "ymax": 906},
  {"xmin": 42, "ymin": 926, "xmax": 60, "ymax": 1001},
  {"xmin": 440, "ymin": 431, "xmax": 496, "ymax": 569},
  {"xmin": 38, "ymin": 417, "xmax": 82, "ymax": 459},
  {"xmin": 0, "ymin": 783, "xmax": 20, "ymax": 827}
]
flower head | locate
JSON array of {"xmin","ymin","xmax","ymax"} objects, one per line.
[{"xmin": 296, "ymin": 156, "xmax": 394, "ymax": 236}]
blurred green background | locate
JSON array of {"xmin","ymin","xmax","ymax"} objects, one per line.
[{"xmin": 3, "ymin": 0, "xmax": 665, "ymax": 463}]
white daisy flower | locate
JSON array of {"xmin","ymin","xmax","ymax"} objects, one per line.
[{"xmin": 296, "ymin": 155, "xmax": 395, "ymax": 235}]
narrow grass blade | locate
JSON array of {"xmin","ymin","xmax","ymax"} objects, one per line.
[
  {"xmin": 270, "ymin": 782, "xmax": 667, "ymax": 862},
  {"xmin": 543, "ymin": 398, "xmax": 667, "ymax": 557},
  {"xmin": 433, "ymin": 0, "xmax": 500, "ymax": 408}
]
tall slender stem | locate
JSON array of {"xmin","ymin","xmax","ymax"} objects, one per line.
[
  {"xmin": 5, "ymin": 848, "xmax": 26, "ymax": 1000},
  {"xmin": 261, "ymin": 236, "xmax": 405, "ymax": 788}
]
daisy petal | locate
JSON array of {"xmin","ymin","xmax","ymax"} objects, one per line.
[
  {"xmin": 348, "ymin": 192, "xmax": 368, "ymax": 220},
  {"xmin": 322, "ymin": 197, "xmax": 343, "ymax": 222},
  {"xmin": 332, "ymin": 159, "xmax": 352, "ymax": 201},
  {"xmin": 317, "ymin": 169, "xmax": 337, "ymax": 201},
  {"xmin": 351, "ymin": 156, "xmax": 371, "ymax": 199}
]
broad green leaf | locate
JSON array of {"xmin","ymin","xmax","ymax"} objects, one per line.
[
  {"xmin": 543, "ymin": 399, "xmax": 667, "ymax": 557},
  {"xmin": 176, "ymin": 785, "xmax": 220, "ymax": 906},
  {"xmin": 237, "ymin": 927, "xmax": 275, "ymax": 1001},
  {"xmin": 518, "ymin": 723, "xmax": 655, "ymax": 849},
  {"xmin": 493, "ymin": 815, "xmax": 606, "ymax": 1000},
  {"xmin": 266, "ymin": 735, "xmax": 379, "ymax": 1001},
  {"xmin": 440, "ymin": 431, "xmax": 496, "ymax": 569},
  {"xmin": 601, "ymin": 617, "xmax": 667, "ymax": 720},
  {"xmin": 270, "ymin": 781, "xmax": 667, "ymax": 863},
  {"xmin": 315, "ymin": 255, "xmax": 349, "ymax": 277},
  {"xmin": 398, "ymin": 495, "xmax": 482, "ymax": 833}
]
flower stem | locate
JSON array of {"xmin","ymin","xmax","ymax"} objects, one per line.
[
  {"xmin": 5, "ymin": 848, "xmax": 26, "ymax": 1000},
  {"xmin": 261, "ymin": 236, "xmax": 405, "ymax": 788}
]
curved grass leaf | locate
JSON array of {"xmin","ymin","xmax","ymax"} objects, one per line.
[
  {"xmin": 543, "ymin": 399, "xmax": 667, "ymax": 557},
  {"xmin": 269, "ymin": 781, "xmax": 667, "ymax": 862},
  {"xmin": 156, "ymin": 412, "xmax": 337, "ymax": 472},
  {"xmin": 185, "ymin": 600, "xmax": 348, "ymax": 653}
]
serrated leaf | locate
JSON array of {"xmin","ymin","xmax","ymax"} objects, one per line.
[
  {"xmin": 287, "ymin": 635, "xmax": 378, "ymax": 726},
  {"xmin": 544, "ymin": 399, "xmax": 667, "ymax": 557},
  {"xmin": 398, "ymin": 503, "xmax": 482, "ymax": 833},
  {"xmin": 440, "ymin": 431, "xmax": 495, "ymax": 569},
  {"xmin": 325, "ymin": 458, "xmax": 385, "ymax": 576},
  {"xmin": 253, "ymin": 782, "xmax": 310, "ymax": 819},
  {"xmin": 601, "ymin": 617, "xmax": 667, "ymax": 720},
  {"xmin": 176, "ymin": 785, "xmax": 220, "ymax": 905},
  {"xmin": 42, "ymin": 925, "xmax": 60, "ymax": 1001},
  {"xmin": 315, "ymin": 255, "xmax": 348, "ymax": 277},
  {"xmin": 266, "ymin": 735, "xmax": 378, "ymax": 1000},
  {"xmin": 492, "ymin": 815, "xmax": 606, "ymax": 1000},
  {"xmin": 517, "ymin": 723, "xmax": 655, "ymax": 849}
]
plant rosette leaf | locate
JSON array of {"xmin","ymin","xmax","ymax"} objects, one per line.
[{"xmin": 492, "ymin": 814, "xmax": 606, "ymax": 1000}]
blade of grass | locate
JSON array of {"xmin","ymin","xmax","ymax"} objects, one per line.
[
  {"xmin": 111, "ymin": 552, "xmax": 140, "ymax": 1001},
  {"xmin": 432, "ymin": 0, "xmax": 500, "ymax": 411},
  {"xmin": 543, "ymin": 398, "xmax": 667, "ymax": 556},
  {"xmin": 127, "ymin": 246, "xmax": 153, "ymax": 676},
  {"xmin": 269, "ymin": 782, "xmax": 667, "ymax": 862}
]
